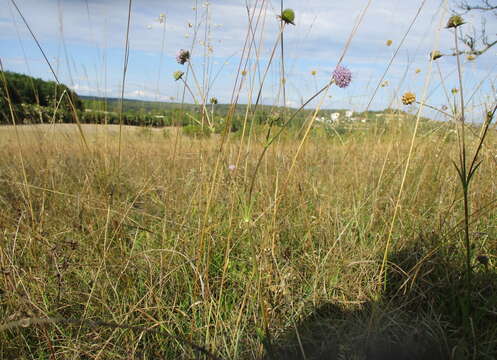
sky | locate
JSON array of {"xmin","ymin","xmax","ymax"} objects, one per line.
[{"xmin": 0, "ymin": 0, "xmax": 496, "ymax": 119}]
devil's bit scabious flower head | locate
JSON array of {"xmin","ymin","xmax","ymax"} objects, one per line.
[
  {"xmin": 447, "ymin": 15, "xmax": 464, "ymax": 29},
  {"xmin": 332, "ymin": 65, "xmax": 352, "ymax": 88},
  {"xmin": 280, "ymin": 8, "xmax": 295, "ymax": 25},
  {"xmin": 430, "ymin": 50, "xmax": 443, "ymax": 61},
  {"xmin": 173, "ymin": 71, "xmax": 184, "ymax": 81},
  {"xmin": 401, "ymin": 92, "xmax": 416, "ymax": 105},
  {"xmin": 176, "ymin": 49, "xmax": 190, "ymax": 65}
]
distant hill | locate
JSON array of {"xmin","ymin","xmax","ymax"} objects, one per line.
[{"xmin": 0, "ymin": 71, "xmax": 83, "ymax": 111}]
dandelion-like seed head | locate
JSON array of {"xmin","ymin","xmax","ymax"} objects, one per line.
[
  {"xmin": 447, "ymin": 15, "xmax": 464, "ymax": 29},
  {"xmin": 176, "ymin": 49, "xmax": 190, "ymax": 65},
  {"xmin": 401, "ymin": 92, "xmax": 416, "ymax": 105},
  {"xmin": 430, "ymin": 50, "xmax": 443, "ymax": 61},
  {"xmin": 173, "ymin": 71, "xmax": 184, "ymax": 81},
  {"xmin": 280, "ymin": 8, "xmax": 295, "ymax": 25},
  {"xmin": 332, "ymin": 65, "xmax": 352, "ymax": 88},
  {"xmin": 386, "ymin": 39, "xmax": 393, "ymax": 46}
]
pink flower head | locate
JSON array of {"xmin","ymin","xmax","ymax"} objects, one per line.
[
  {"xmin": 176, "ymin": 49, "xmax": 190, "ymax": 65},
  {"xmin": 332, "ymin": 65, "xmax": 352, "ymax": 88}
]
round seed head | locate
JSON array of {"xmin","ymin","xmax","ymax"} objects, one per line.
[
  {"xmin": 280, "ymin": 8, "xmax": 295, "ymax": 25},
  {"xmin": 447, "ymin": 15, "xmax": 464, "ymax": 29},
  {"xmin": 210, "ymin": 97, "xmax": 218, "ymax": 105},
  {"xmin": 386, "ymin": 39, "xmax": 393, "ymax": 46},
  {"xmin": 401, "ymin": 92, "xmax": 416, "ymax": 105},
  {"xmin": 467, "ymin": 54, "xmax": 476, "ymax": 61}
]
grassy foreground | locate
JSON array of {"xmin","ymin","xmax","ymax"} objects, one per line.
[{"xmin": 0, "ymin": 122, "xmax": 496, "ymax": 359}]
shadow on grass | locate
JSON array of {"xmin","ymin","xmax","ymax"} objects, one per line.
[{"xmin": 262, "ymin": 235, "xmax": 497, "ymax": 360}]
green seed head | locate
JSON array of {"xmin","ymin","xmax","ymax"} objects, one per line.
[
  {"xmin": 447, "ymin": 15, "xmax": 464, "ymax": 29},
  {"xmin": 173, "ymin": 71, "xmax": 184, "ymax": 81},
  {"xmin": 280, "ymin": 8, "xmax": 295, "ymax": 25}
]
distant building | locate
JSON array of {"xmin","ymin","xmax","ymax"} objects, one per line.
[{"xmin": 345, "ymin": 110, "xmax": 353, "ymax": 119}]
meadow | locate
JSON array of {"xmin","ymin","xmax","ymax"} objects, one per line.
[{"xmin": 1, "ymin": 1, "xmax": 497, "ymax": 359}]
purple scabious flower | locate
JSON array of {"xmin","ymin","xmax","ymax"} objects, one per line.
[
  {"xmin": 176, "ymin": 49, "xmax": 190, "ymax": 65},
  {"xmin": 332, "ymin": 65, "xmax": 352, "ymax": 88}
]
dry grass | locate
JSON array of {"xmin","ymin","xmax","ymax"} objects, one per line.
[{"xmin": 0, "ymin": 122, "xmax": 496, "ymax": 359}]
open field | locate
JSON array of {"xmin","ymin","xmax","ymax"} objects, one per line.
[{"xmin": 0, "ymin": 123, "xmax": 496, "ymax": 359}]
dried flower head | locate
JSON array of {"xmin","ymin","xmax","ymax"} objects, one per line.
[
  {"xmin": 442, "ymin": 105, "xmax": 448, "ymax": 111},
  {"xmin": 173, "ymin": 71, "xmax": 184, "ymax": 81},
  {"xmin": 415, "ymin": 68, "xmax": 421, "ymax": 74},
  {"xmin": 401, "ymin": 92, "xmax": 416, "ymax": 105},
  {"xmin": 241, "ymin": 70, "xmax": 247, "ymax": 76},
  {"xmin": 381, "ymin": 80, "xmax": 389, "ymax": 88},
  {"xmin": 332, "ymin": 65, "xmax": 352, "ymax": 88},
  {"xmin": 451, "ymin": 88, "xmax": 459, "ymax": 95},
  {"xmin": 430, "ymin": 50, "xmax": 443, "ymax": 61},
  {"xmin": 467, "ymin": 54, "xmax": 476, "ymax": 61},
  {"xmin": 386, "ymin": 39, "xmax": 393, "ymax": 46},
  {"xmin": 447, "ymin": 15, "xmax": 464, "ymax": 29},
  {"xmin": 280, "ymin": 8, "xmax": 295, "ymax": 25},
  {"xmin": 311, "ymin": 69, "xmax": 317, "ymax": 76},
  {"xmin": 210, "ymin": 97, "xmax": 218, "ymax": 105},
  {"xmin": 176, "ymin": 49, "xmax": 190, "ymax": 65}
]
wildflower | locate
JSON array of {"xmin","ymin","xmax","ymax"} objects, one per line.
[
  {"xmin": 451, "ymin": 88, "xmax": 458, "ymax": 95},
  {"xmin": 173, "ymin": 71, "xmax": 184, "ymax": 81},
  {"xmin": 210, "ymin": 97, "xmax": 218, "ymax": 105},
  {"xmin": 401, "ymin": 92, "xmax": 416, "ymax": 105},
  {"xmin": 228, "ymin": 164, "xmax": 236, "ymax": 171},
  {"xmin": 467, "ymin": 54, "xmax": 476, "ymax": 61},
  {"xmin": 332, "ymin": 65, "xmax": 352, "ymax": 88},
  {"xmin": 311, "ymin": 69, "xmax": 317, "ymax": 76},
  {"xmin": 447, "ymin": 15, "xmax": 464, "ymax": 29},
  {"xmin": 386, "ymin": 39, "xmax": 393, "ymax": 46},
  {"xmin": 279, "ymin": 8, "xmax": 295, "ymax": 25},
  {"xmin": 430, "ymin": 50, "xmax": 443, "ymax": 61},
  {"xmin": 176, "ymin": 49, "xmax": 190, "ymax": 65}
]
